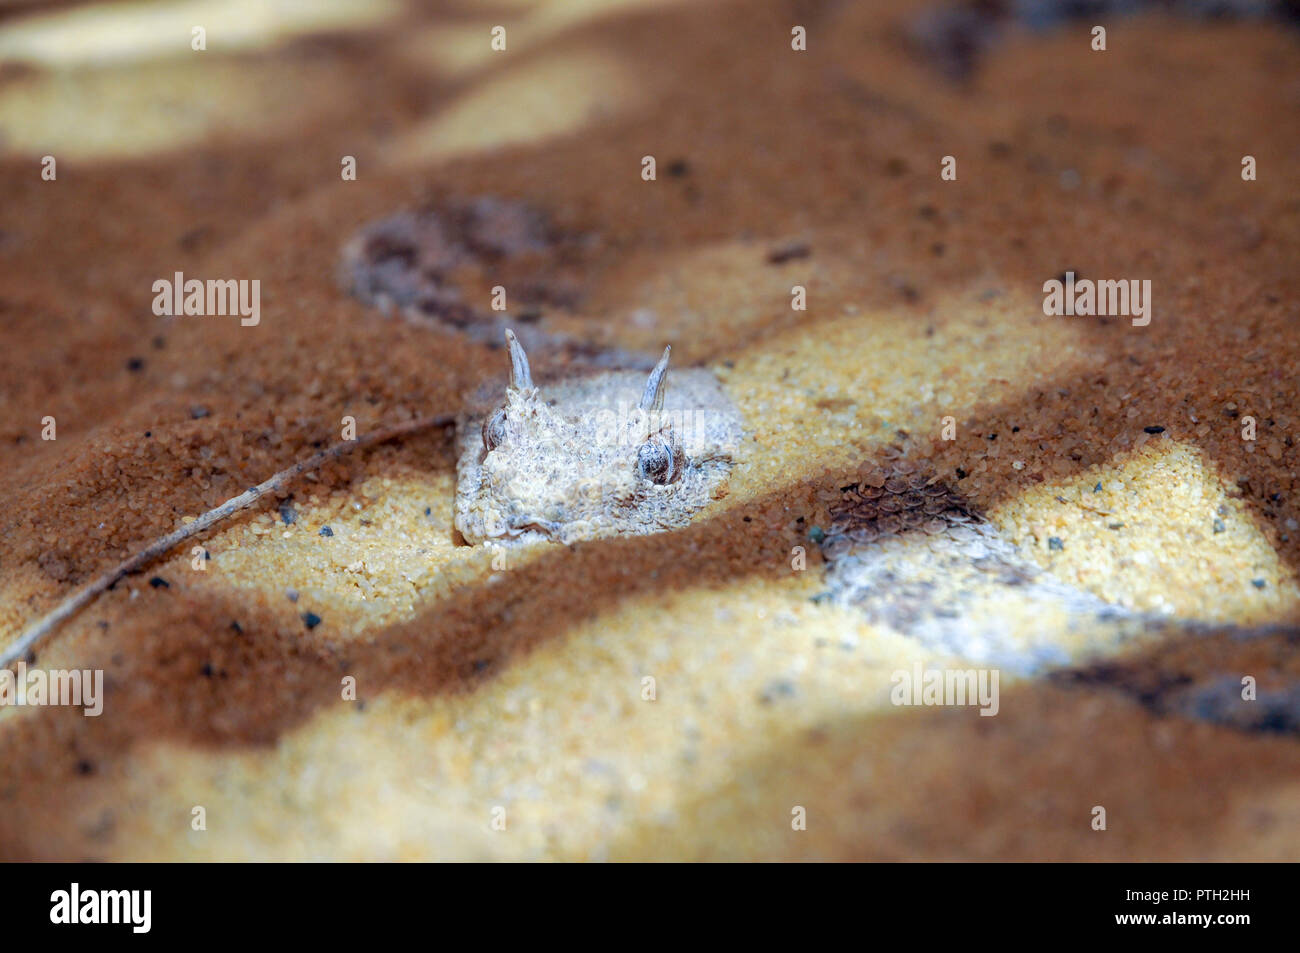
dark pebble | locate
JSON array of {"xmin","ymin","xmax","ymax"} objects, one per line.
[
  {"xmin": 126, "ymin": 357, "xmax": 144, "ymax": 372},
  {"xmin": 1213, "ymin": 519, "xmax": 1226, "ymax": 534},
  {"xmin": 766, "ymin": 241, "xmax": 811, "ymax": 265},
  {"xmin": 758, "ymin": 679, "xmax": 797, "ymax": 704},
  {"xmin": 190, "ymin": 405, "xmax": 210, "ymax": 419},
  {"xmin": 278, "ymin": 501, "xmax": 297, "ymax": 525},
  {"xmin": 1094, "ymin": 483, "xmax": 1103, "ymax": 493},
  {"xmin": 956, "ymin": 467, "xmax": 968, "ymax": 479},
  {"xmin": 319, "ymin": 526, "xmax": 334, "ymax": 537},
  {"xmin": 1143, "ymin": 425, "xmax": 1166, "ymax": 434},
  {"xmin": 302, "ymin": 612, "xmax": 322, "ymax": 630},
  {"xmin": 200, "ymin": 663, "xmax": 214, "ymax": 678},
  {"xmin": 1252, "ymin": 579, "xmax": 1267, "ymax": 589},
  {"xmin": 665, "ymin": 158, "xmax": 690, "ymax": 178},
  {"xmin": 75, "ymin": 760, "xmax": 95, "ymax": 776},
  {"xmin": 149, "ymin": 576, "xmax": 170, "ymax": 589},
  {"xmin": 1048, "ymin": 537, "xmax": 1064, "ymax": 551},
  {"xmin": 809, "ymin": 526, "xmax": 826, "ymax": 544}
]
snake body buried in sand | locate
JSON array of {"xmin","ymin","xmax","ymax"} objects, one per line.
[
  {"xmin": 339, "ymin": 197, "xmax": 1191, "ymax": 675},
  {"xmin": 453, "ymin": 331, "xmax": 1189, "ymax": 678}
]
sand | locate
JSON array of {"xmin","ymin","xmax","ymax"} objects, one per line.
[{"xmin": 0, "ymin": 0, "xmax": 1297, "ymax": 860}]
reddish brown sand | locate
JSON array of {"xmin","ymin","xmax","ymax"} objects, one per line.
[{"xmin": 0, "ymin": 0, "xmax": 1297, "ymax": 860}]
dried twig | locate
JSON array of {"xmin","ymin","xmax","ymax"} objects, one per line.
[{"xmin": 1, "ymin": 413, "xmax": 455, "ymax": 668}]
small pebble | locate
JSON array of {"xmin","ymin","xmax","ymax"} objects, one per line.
[
  {"xmin": 1213, "ymin": 519, "xmax": 1226, "ymax": 534},
  {"xmin": 190, "ymin": 405, "xmax": 210, "ymax": 419},
  {"xmin": 809, "ymin": 526, "xmax": 826, "ymax": 544},
  {"xmin": 1048, "ymin": 537, "xmax": 1064, "ymax": 551},
  {"xmin": 126, "ymin": 357, "xmax": 144, "ymax": 372},
  {"xmin": 278, "ymin": 501, "xmax": 298, "ymax": 525},
  {"xmin": 758, "ymin": 679, "xmax": 797, "ymax": 704},
  {"xmin": 665, "ymin": 158, "xmax": 690, "ymax": 177},
  {"xmin": 302, "ymin": 612, "xmax": 322, "ymax": 630},
  {"xmin": 1143, "ymin": 425, "xmax": 1166, "ymax": 434},
  {"xmin": 148, "ymin": 576, "xmax": 170, "ymax": 589},
  {"xmin": 319, "ymin": 526, "xmax": 334, "ymax": 537},
  {"xmin": 767, "ymin": 241, "xmax": 811, "ymax": 264},
  {"xmin": 1251, "ymin": 579, "xmax": 1266, "ymax": 589},
  {"xmin": 286, "ymin": 588, "xmax": 299, "ymax": 603}
]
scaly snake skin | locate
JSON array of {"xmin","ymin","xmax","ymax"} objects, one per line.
[{"xmin": 819, "ymin": 466, "xmax": 1150, "ymax": 674}]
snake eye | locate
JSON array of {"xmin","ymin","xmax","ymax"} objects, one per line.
[
  {"xmin": 637, "ymin": 432, "xmax": 683, "ymax": 485},
  {"xmin": 482, "ymin": 408, "xmax": 507, "ymax": 451}
]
